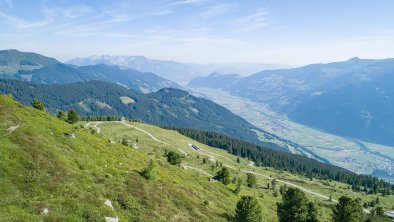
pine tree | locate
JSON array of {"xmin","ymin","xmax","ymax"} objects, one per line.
[
  {"xmin": 67, "ymin": 110, "xmax": 79, "ymax": 124},
  {"xmin": 234, "ymin": 196, "xmax": 263, "ymax": 222},
  {"xmin": 332, "ymin": 196, "xmax": 363, "ymax": 222},
  {"xmin": 277, "ymin": 187, "xmax": 318, "ymax": 222}
]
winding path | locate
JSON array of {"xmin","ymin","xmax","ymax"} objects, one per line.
[
  {"xmin": 85, "ymin": 121, "xmax": 370, "ymax": 213},
  {"xmin": 85, "ymin": 121, "xmax": 187, "ymax": 156},
  {"xmin": 180, "ymin": 164, "xmax": 213, "ymax": 177}
]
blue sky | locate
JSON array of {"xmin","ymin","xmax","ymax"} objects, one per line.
[{"xmin": 1, "ymin": 0, "xmax": 394, "ymax": 65}]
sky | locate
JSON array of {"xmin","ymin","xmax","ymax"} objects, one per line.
[{"xmin": 1, "ymin": 0, "xmax": 394, "ymax": 65}]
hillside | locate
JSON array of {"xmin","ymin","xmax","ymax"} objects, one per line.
[
  {"xmin": 0, "ymin": 79, "xmax": 291, "ymax": 151},
  {"xmin": 1, "ymin": 95, "xmax": 393, "ymax": 221},
  {"xmin": 189, "ymin": 57, "xmax": 394, "ymax": 147},
  {"xmin": 0, "ymin": 49, "xmax": 180, "ymax": 93},
  {"xmin": 288, "ymin": 60, "xmax": 394, "ymax": 146}
]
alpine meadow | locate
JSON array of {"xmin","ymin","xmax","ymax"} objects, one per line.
[{"xmin": 1, "ymin": 1, "xmax": 394, "ymax": 222}]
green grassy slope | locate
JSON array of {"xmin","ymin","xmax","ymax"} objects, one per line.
[
  {"xmin": 1, "ymin": 95, "xmax": 393, "ymax": 221},
  {"xmin": 0, "ymin": 95, "xmax": 239, "ymax": 221}
]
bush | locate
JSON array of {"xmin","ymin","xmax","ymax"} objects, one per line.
[
  {"xmin": 57, "ymin": 111, "xmax": 67, "ymax": 120},
  {"xmin": 234, "ymin": 196, "xmax": 263, "ymax": 222},
  {"xmin": 246, "ymin": 173, "xmax": 257, "ymax": 188},
  {"xmin": 215, "ymin": 167, "xmax": 230, "ymax": 185},
  {"xmin": 166, "ymin": 151, "xmax": 181, "ymax": 165},
  {"xmin": 140, "ymin": 160, "xmax": 157, "ymax": 180},
  {"xmin": 32, "ymin": 99, "xmax": 45, "ymax": 110}
]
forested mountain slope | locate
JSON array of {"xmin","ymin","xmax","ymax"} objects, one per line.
[
  {"xmin": 0, "ymin": 49, "xmax": 180, "ymax": 93},
  {"xmin": 0, "ymin": 79, "xmax": 286, "ymax": 150}
]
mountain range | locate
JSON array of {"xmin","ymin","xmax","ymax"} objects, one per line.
[
  {"xmin": 0, "ymin": 49, "xmax": 181, "ymax": 93},
  {"xmin": 2, "ymin": 49, "xmax": 394, "ymax": 179},
  {"xmin": 68, "ymin": 55, "xmax": 289, "ymax": 84},
  {"xmin": 188, "ymin": 57, "xmax": 394, "ymax": 146}
]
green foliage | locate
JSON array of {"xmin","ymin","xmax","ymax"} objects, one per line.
[
  {"xmin": 32, "ymin": 98, "xmax": 45, "ymax": 110},
  {"xmin": 67, "ymin": 109, "xmax": 79, "ymax": 124},
  {"xmin": 277, "ymin": 187, "xmax": 318, "ymax": 222},
  {"xmin": 0, "ymin": 79, "xmax": 266, "ymax": 148},
  {"xmin": 234, "ymin": 196, "xmax": 263, "ymax": 222},
  {"xmin": 271, "ymin": 178, "xmax": 277, "ymax": 190},
  {"xmin": 57, "ymin": 111, "xmax": 67, "ymax": 120},
  {"xmin": 165, "ymin": 126, "xmax": 394, "ymax": 194},
  {"xmin": 216, "ymin": 167, "xmax": 231, "ymax": 185},
  {"xmin": 140, "ymin": 159, "xmax": 157, "ymax": 180},
  {"xmin": 166, "ymin": 151, "xmax": 182, "ymax": 165},
  {"xmin": 375, "ymin": 206, "xmax": 385, "ymax": 217},
  {"xmin": 234, "ymin": 178, "xmax": 242, "ymax": 195},
  {"xmin": 306, "ymin": 202, "xmax": 319, "ymax": 222},
  {"xmin": 246, "ymin": 173, "xmax": 258, "ymax": 188},
  {"xmin": 332, "ymin": 196, "xmax": 364, "ymax": 222}
]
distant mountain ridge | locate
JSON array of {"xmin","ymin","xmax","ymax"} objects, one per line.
[
  {"xmin": 187, "ymin": 72, "xmax": 241, "ymax": 88},
  {"xmin": 0, "ymin": 49, "xmax": 181, "ymax": 93},
  {"xmin": 68, "ymin": 55, "xmax": 290, "ymax": 84},
  {"xmin": 188, "ymin": 57, "xmax": 394, "ymax": 146}
]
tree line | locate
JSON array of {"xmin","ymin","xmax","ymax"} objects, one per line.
[{"xmin": 162, "ymin": 126, "xmax": 394, "ymax": 195}]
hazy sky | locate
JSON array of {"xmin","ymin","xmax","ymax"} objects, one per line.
[{"xmin": 1, "ymin": 0, "xmax": 394, "ymax": 65}]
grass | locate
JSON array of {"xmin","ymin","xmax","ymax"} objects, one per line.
[{"xmin": 1, "ymin": 95, "xmax": 393, "ymax": 222}]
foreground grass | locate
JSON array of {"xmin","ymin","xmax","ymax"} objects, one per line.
[{"xmin": 1, "ymin": 95, "xmax": 393, "ymax": 221}]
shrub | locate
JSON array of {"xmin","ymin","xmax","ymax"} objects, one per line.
[
  {"xmin": 215, "ymin": 167, "xmax": 230, "ymax": 185},
  {"xmin": 246, "ymin": 173, "xmax": 257, "ymax": 188},
  {"xmin": 32, "ymin": 99, "xmax": 45, "ymax": 110},
  {"xmin": 140, "ymin": 160, "xmax": 157, "ymax": 180},
  {"xmin": 234, "ymin": 196, "xmax": 263, "ymax": 222},
  {"xmin": 166, "ymin": 151, "xmax": 181, "ymax": 165}
]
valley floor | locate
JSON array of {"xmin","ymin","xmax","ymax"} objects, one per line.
[{"xmin": 190, "ymin": 88, "xmax": 394, "ymax": 181}]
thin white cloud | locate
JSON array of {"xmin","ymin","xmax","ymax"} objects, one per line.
[
  {"xmin": 234, "ymin": 8, "xmax": 270, "ymax": 32},
  {"xmin": 199, "ymin": 3, "xmax": 235, "ymax": 20},
  {"xmin": 147, "ymin": 10, "xmax": 174, "ymax": 16},
  {"xmin": 62, "ymin": 5, "xmax": 92, "ymax": 19},
  {"xmin": 172, "ymin": 0, "xmax": 207, "ymax": 5},
  {"xmin": 0, "ymin": 11, "xmax": 53, "ymax": 29},
  {"xmin": 42, "ymin": 4, "xmax": 92, "ymax": 19}
]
